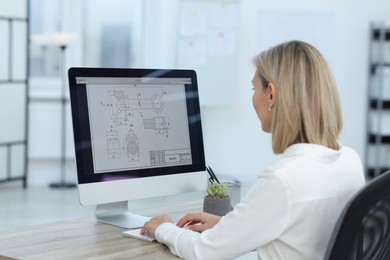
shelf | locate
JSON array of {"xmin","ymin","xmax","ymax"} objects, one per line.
[
  {"xmin": 367, "ymin": 167, "xmax": 390, "ymax": 179},
  {"xmin": 369, "ymin": 134, "xmax": 390, "ymax": 143},
  {"xmin": 372, "ymin": 29, "xmax": 390, "ymax": 40},
  {"xmin": 366, "ymin": 25, "xmax": 390, "ymax": 181},
  {"xmin": 370, "ymin": 99, "xmax": 390, "ymax": 109},
  {"xmin": 371, "ymin": 63, "xmax": 390, "ymax": 67},
  {"xmin": 370, "ymin": 64, "xmax": 390, "ymax": 75}
]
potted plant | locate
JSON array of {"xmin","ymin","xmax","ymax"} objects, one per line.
[{"xmin": 203, "ymin": 182, "xmax": 231, "ymax": 216}]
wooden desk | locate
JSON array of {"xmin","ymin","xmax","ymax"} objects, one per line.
[
  {"xmin": 0, "ymin": 219, "xmax": 176, "ymax": 259},
  {"xmin": 0, "ymin": 198, "xmax": 204, "ymax": 259}
]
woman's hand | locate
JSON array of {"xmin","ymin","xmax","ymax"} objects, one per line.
[
  {"xmin": 176, "ymin": 212, "xmax": 221, "ymax": 232},
  {"xmin": 140, "ymin": 214, "xmax": 173, "ymax": 236}
]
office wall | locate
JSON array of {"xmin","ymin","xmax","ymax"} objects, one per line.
[
  {"xmin": 186, "ymin": 0, "xmax": 390, "ymax": 182},
  {"xmin": 27, "ymin": 0, "xmax": 390, "ymax": 185}
]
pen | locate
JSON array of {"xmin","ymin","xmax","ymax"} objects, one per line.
[
  {"xmin": 206, "ymin": 166, "xmax": 215, "ymax": 183},
  {"xmin": 206, "ymin": 165, "xmax": 220, "ymax": 184}
]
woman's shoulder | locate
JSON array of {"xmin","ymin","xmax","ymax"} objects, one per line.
[
  {"xmin": 262, "ymin": 143, "xmax": 363, "ymax": 179},
  {"xmin": 338, "ymin": 145, "xmax": 361, "ymax": 158}
]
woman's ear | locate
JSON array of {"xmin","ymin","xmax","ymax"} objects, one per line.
[{"xmin": 268, "ymin": 83, "xmax": 276, "ymax": 103}]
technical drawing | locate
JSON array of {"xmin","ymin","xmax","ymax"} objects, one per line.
[
  {"xmin": 125, "ymin": 133, "xmax": 139, "ymax": 162},
  {"xmin": 89, "ymin": 82, "xmax": 192, "ymax": 173},
  {"xmin": 107, "ymin": 131, "xmax": 121, "ymax": 159},
  {"xmin": 104, "ymin": 86, "xmax": 166, "ymax": 126},
  {"xmin": 149, "ymin": 149, "xmax": 191, "ymax": 166},
  {"xmin": 102, "ymin": 86, "xmax": 171, "ymax": 162},
  {"xmin": 108, "ymin": 90, "xmax": 130, "ymax": 126},
  {"xmin": 143, "ymin": 117, "xmax": 170, "ymax": 136},
  {"xmin": 151, "ymin": 94, "xmax": 164, "ymax": 113}
]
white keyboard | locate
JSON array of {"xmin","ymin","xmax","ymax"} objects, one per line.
[{"xmin": 122, "ymin": 228, "xmax": 156, "ymax": 242}]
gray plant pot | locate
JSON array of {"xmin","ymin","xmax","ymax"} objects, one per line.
[{"xmin": 203, "ymin": 196, "xmax": 231, "ymax": 216}]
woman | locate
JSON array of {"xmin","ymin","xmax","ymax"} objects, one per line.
[{"xmin": 141, "ymin": 40, "xmax": 365, "ymax": 259}]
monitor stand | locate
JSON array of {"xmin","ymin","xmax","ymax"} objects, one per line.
[{"xmin": 95, "ymin": 201, "xmax": 151, "ymax": 228}]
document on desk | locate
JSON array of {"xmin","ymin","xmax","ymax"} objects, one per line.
[{"xmin": 122, "ymin": 228, "xmax": 156, "ymax": 242}]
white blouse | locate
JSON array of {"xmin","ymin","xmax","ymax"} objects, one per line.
[{"xmin": 155, "ymin": 143, "xmax": 366, "ymax": 260}]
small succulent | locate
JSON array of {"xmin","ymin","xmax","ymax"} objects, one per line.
[{"xmin": 207, "ymin": 182, "xmax": 229, "ymax": 198}]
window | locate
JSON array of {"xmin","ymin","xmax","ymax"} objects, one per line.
[
  {"xmin": 29, "ymin": 0, "xmax": 61, "ymax": 77},
  {"xmin": 83, "ymin": 0, "xmax": 142, "ymax": 67}
]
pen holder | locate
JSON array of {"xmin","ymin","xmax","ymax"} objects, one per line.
[{"xmin": 223, "ymin": 180, "xmax": 241, "ymax": 208}]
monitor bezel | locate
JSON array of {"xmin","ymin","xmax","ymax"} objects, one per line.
[{"xmin": 68, "ymin": 67, "xmax": 206, "ymax": 185}]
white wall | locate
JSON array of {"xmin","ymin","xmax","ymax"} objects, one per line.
[{"xmin": 27, "ymin": 0, "xmax": 390, "ymax": 185}]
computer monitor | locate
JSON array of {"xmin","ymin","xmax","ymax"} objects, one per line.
[{"xmin": 68, "ymin": 68, "xmax": 207, "ymax": 228}]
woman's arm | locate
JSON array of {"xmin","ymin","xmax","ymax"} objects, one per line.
[
  {"xmin": 152, "ymin": 173, "xmax": 290, "ymax": 259},
  {"xmin": 176, "ymin": 212, "xmax": 221, "ymax": 232}
]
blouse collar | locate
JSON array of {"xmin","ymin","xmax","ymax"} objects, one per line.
[{"xmin": 282, "ymin": 143, "xmax": 342, "ymax": 163}]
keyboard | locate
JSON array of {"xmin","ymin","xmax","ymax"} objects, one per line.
[{"xmin": 122, "ymin": 228, "xmax": 156, "ymax": 242}]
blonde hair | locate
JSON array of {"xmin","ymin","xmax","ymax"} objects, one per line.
[{"xmin": 253, "ymin": 40, "xmax": 342, "ymax": 154}]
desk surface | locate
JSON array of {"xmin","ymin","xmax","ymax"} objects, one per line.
[
  {"xmin": 0, "ymin": 198, "xmax": 204, "ymax": 259},
  {"xmin": 0, "ymin": 218, "xmax": 176, "ymax": 259}
]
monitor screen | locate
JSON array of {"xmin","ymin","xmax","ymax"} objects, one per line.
[{"xmin": 68, "ymin": 68, "xmax": 207, "ymax": 228}]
